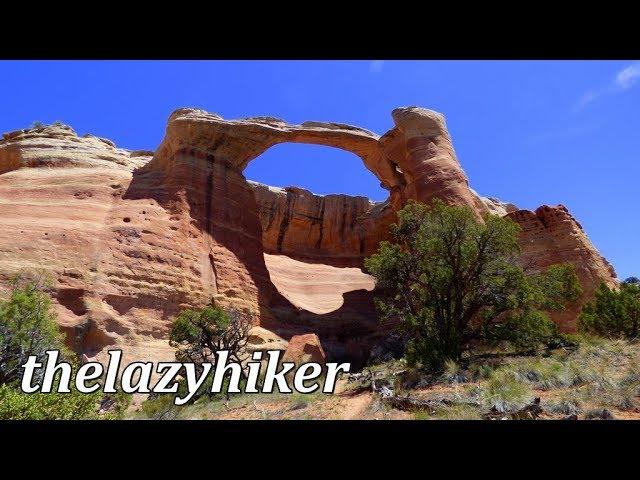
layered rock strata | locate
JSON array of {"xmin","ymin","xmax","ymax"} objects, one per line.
[{"xmin": 0, "ymin": 107, "xmax": 618, "ymax": 367}]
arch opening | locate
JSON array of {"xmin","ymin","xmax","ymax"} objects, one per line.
[
  {"xmin": 243, "ymin": 143, "xmax": 389, "ymax": 202},
  {"xmin": 244, "ymin": 143, "xmax": 382, "ymax": 315}
]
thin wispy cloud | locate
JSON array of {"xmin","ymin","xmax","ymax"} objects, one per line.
[
  {"xmin": 575, "ymin": 61, "xmax": 640, "ymax": 111},
  {"xmin": 369, "ymin": 60, "xmax": 385, "ymax": 73},
  {"xmin": 528, "ymin": 121, "xmax": 600, "ymax": 145},
  {"xmin": 615, "ymin": 63, "xmax": 640, "ymax": 89}
]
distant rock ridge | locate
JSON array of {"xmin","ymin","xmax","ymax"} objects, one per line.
[{"xmin": 0, "ymin": 109, "xmax": 618, "ymax": 366}]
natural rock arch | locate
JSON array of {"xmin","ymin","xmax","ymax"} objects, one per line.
[
  {"xmin": 0, "ymin": 106, "xmax": 618, "ymax": 366},
  {"xmin": 148, "ymin": 107, "xmax": 490, "ymax": 263},
  {"xmin": 127, "ymin": 107, "xmax": 496, "ymax": 362},
  {"xmin": 244, "ymin": 142, "xmax": 387, "ymax": 318}
]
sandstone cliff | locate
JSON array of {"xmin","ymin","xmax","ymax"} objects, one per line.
[
  {"xmin": 0, "ymin": 107, "xmax": 618, "ymax": 366},
  {"xmin": 508, "ymin": 205, "xmax": 617, "ymax": 331}
]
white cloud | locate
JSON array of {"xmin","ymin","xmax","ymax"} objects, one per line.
[
  {"xmin": 575, "ymin": 61, "xmax": 640, "ymax": 111},
  {"xmin": 369, "ymin": 60, "xmax": 385, "ymax": 73},
  {"xmin": 615, "ymin": 62, "xmax": 640, "ymax": 89},
  {"xmin": 576, "ymin": 90, "xmax": 599, "ymax": 110}
]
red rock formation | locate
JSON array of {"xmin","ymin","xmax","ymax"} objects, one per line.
[
  {"xmin": 0, "ymin": 125, "xmax": 177, "ymax": 364},
  {"xmin": 0, "ymin": 107, "xmax": 618, "ymax": 366},
  {"xmin": 282, "ymin": 334, "xmax": 326, "ymax": 366},
  {"xmin": 250, "ymin": 182, "xmax": 394, "ymax": 265},
  {"xmin": 508, "ymin": 205, "xmax": 617, "ymax": 331},
  {"xmin": 382, "ymin": 107, "xmax": 489, "ymax": 216}
]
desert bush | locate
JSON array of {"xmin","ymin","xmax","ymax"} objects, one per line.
[
  {"xmin": 584, "ymin": 408, "xmax": 616, "ymax": 420},
  {"xmin": 441, "ymin": 359, "xmax": 469, "ymax": 384},
  {"xmin": 578, "ymin": 373, "xmax": 638, "ymax": 412},
  {"xmin": 168, "ymin": 303, "xmax": 252, "ymax": 404},
  {"xmin": 412, "ymin": 409, "xmax": 432, "ymax": 420},
  {"xmin": 434, "ymin": 404, "xmax": 483, "ymax": 420},
  {"xmin": 141, "ymin": 392, "xmax": 181, "ymax": 420},
  {"xmin": 469, "ymin": 363, "xmax": 495, "ymax": 381},
  {"xmin": 620, "ymin": 360, "xmax": 640, "ymax": 391},
  {"xmin": 0, "ymin": 383, "xmax": 102, "ymax": 420},
  {"xmin": 579, "ymin": 281, "xmax": 640, "ymax": 338},
  {"xmin": 480, "ymin": 368, "xmax": 532, "ymax": 412},
  {"xmin": 412, "ymin": 404, "xmax": 483, "ymax": 420},
  {"xmin": 511, "ymin": 357, "xmax": 571, "ymax": 390},
  {"xmin": 547, "ymin": 399, "xmax": 582, "ymax": 416},
  {"xmin": 170, "ymin": 303, "xmax": 251, "ymax": 365}
]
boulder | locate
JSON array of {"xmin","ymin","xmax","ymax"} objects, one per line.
[
  {"xmin": 282, "ymin": 334, "xmax": 326, "ymax": 365},
  {"xmin": 246, "ymin": 326, "xmax": 288, "ymax": 352}
]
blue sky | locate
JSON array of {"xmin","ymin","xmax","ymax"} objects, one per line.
[{"xmin": 0, "ymin": 60, "xmax": 638, "ymax": 279}]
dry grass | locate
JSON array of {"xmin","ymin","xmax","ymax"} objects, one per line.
[{"xmin": 131, "ymin": 337, "xmax": 640, "ymax": 420}]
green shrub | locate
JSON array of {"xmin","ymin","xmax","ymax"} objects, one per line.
[
  {"xmin": 412, "ymin": 409, "xmax": 432, "ymax": 420},
  {"xmin": 169, "ymin": 303, "xmax": 252, "ymax": 403},
  {"xmin": 511, "ymin": 357, "xmax": 570, "ymax": 390},
  {"xmin": 0, "ymin": 277, "xmax": 67, "ymax": 385},
  {"xmin": 365, "ymin": 200, "xmax": 582, "ymax": 371},
  {"xmin": 488, "ymin": 310, "xmax": 558, "ymax": 351},
  {"xmin": 0, "ymin": 276, "xmax": 130, "ymax": 420},
  {"xmin": 480, "ymin": 368, "xmax": 531, "ymax": 411},
  {"xmin": 432, "ymin": 404, "xmax": 483, "ymax": 420},
  {"xmin": 141, "ymin": 393, "xmax": 180, "ymax": 420},
  {"xmin": 579, "ymin": 282, "xmax": 640, "ymax": 338},
  {"xmin": 469, "ymin": 363, "xmax": 495, "ymax": 381},
  {"xmin": 0, "ymin": 384, "xmax": 101, "ymax": 420}
]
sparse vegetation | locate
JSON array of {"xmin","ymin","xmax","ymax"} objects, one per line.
[
  {"xmin": 337, "ymin": 334, "xmax": 640, "ymax": 421},
  {"xmin": 136, "ymin": 389, "xmax": 329, "ymax": 420},
  {"xmin": 480, "ymin": 368, "xmax": 532, "ymax": 411},
  {"xmin": 425, "ymin": 404, "xmax": 483, "ymax": 420},
  {"xmin": 0, "ymin": 383, "xmax": 102, "ymax": 420},
  {"xmin": 170, "ymin": 303, "xmax": 251, "ymax": 368},
  {"xmin": 167, "ymin": 302, "xmax": 252, "ymax": 404}
]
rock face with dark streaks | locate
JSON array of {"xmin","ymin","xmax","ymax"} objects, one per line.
[{"xmin": 0, "ymin": 107, "xmax": 618, "ymax": 366}]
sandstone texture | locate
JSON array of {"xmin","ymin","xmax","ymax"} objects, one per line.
[
  {"xmin": 246, "ymin": 326, "xmax": 289, "ymax": 353},
  {"xmin": 282, "ymin": 334, "xmax": 327, "ymax": 366},
  {"xmin": 508, "ymin": 205, "xmax": 617, "ymax": 331},
  {"xmin": 0, "ymin": 107, "xmax": 618, "ymax": 367}
]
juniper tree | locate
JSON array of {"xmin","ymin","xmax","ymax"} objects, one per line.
[
  {"xmin": 579, "ymin": 281, "xmax": 640, "ymax": 338},
  {"xmin": 365, "ymin": 200, "xmax": 582, "ymax": 370}
]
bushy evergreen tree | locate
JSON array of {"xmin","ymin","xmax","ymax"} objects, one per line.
[
  {"xmin": 365, "ymin": 200, "xmax": 582, "ymax": 370},
  {"xmin": 579, "ymin": 281, "xmax": 640, "ymax": 338}
]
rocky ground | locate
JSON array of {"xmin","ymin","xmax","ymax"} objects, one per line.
[{"xmin": 128, "ymin": 337, "xmax": 640, "ymax": 420}]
